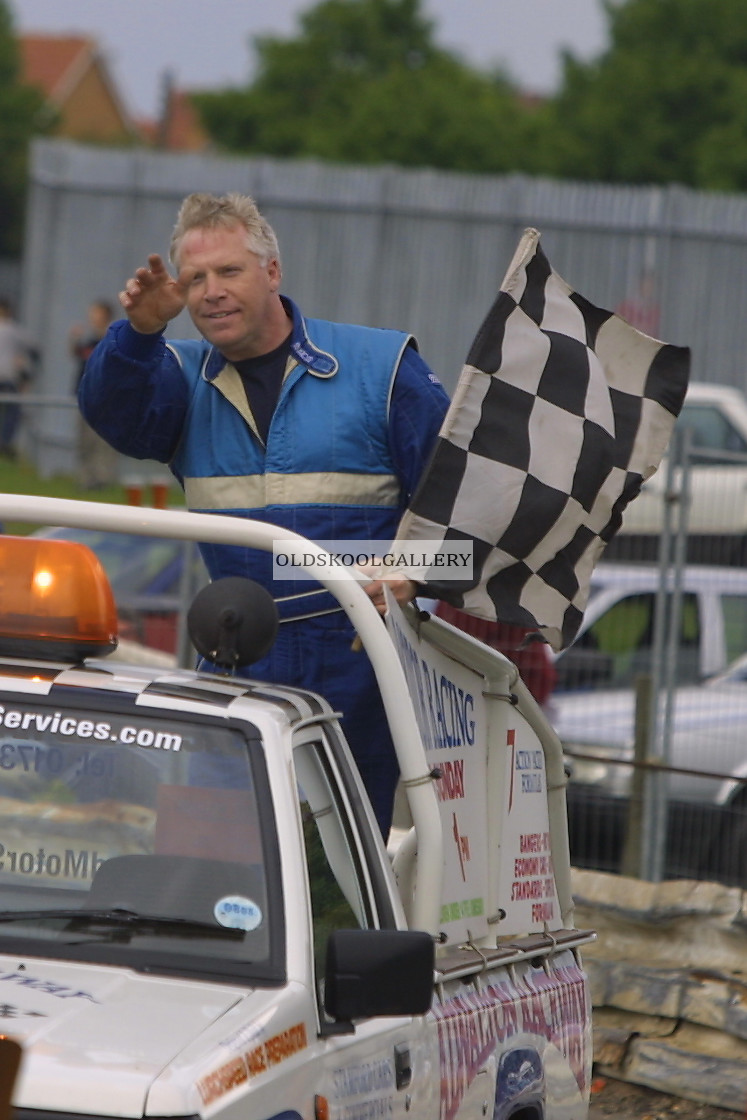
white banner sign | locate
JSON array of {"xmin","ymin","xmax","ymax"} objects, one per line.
[
  {"xmin": 386, "ymin": 592, "xmax": 563, "ymax": 941},
  {"xmin": 497, "ymin": 719, "xmax": 561, "ymax": 936},
  {"xmin": 385, "ymin": 591, "xmax": 489, "ymax": 943}
]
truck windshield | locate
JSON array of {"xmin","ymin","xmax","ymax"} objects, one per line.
[{"xmin": 0, "ymin": 694, "xmax": 281, "ymax": 983}]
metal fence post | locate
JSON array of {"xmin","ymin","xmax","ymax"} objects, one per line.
[
  {"xmin": 621, "ymin": 672, "xmax": 652, "ymax": 877},
  {"xmin": 639, "ymin": 426, "xmax": 692, "ymax": 880}
]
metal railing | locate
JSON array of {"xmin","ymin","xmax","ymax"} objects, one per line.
[{"xmin": 559, "ymin": 432, "xmax": 747, "ymax": 886}]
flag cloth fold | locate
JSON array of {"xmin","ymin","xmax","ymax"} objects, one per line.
[{"xmin": 395, "ymin": 228, "xmax": 690, "ymax": 651}]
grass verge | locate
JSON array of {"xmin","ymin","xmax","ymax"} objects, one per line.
[{"xmin": 0, "ymin": 457, "xmax": 181, "ymax": 534}]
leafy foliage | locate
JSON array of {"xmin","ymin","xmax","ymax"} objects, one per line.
[
  {"xmin": 193, "ymin": 0, "xmax": 532, "ymax": 173},
  {"xmin": 538, "ymin": 0, "xmax": 747, "ymax": 190},
  {"xmin": 193, "ymin": 0, "xmax": 747, "ymax": 193},
  {"xmin": 5, "ymin": 0, "xmax": 745, "ymax": 231},
  {"xmin": 0, "ymin": 1, "xmax": 48, "ymax": 256}
]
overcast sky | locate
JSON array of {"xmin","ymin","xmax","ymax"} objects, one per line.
[{"xmin": 12, "ymin": 0, "xmax": 609, "ymax": 122}]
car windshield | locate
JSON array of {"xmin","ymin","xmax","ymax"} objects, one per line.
[
  {"xmin": 678, "ymin": 401, "xmax": 747, "ymax": 461},
  {"xmin": 0, "ymin": 694, "xmax": 281, "ymax": 983},
  {"xmin": 34, "ymin": 527, "xmax": 201, "ymax": 599}
]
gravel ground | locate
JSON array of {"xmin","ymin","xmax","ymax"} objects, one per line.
[{"xmin": 588, "ymin": 1076, "xmax": 737, "ymax": 1120}]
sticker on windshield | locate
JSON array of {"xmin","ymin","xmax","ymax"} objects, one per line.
[{"xmin": 214, "ymin": 895, "xmax": 262, "ymax": 931}]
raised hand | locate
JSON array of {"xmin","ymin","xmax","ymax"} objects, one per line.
[{"xmin": 119, "ymin": 254, "xmax": 192, "ymax": 334}]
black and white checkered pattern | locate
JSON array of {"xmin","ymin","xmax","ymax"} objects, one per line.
[{"xmin": 397, "ymin": 228, "xmax": 691, "ymax": 651}]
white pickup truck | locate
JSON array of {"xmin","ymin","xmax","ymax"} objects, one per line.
[{"xmin": 0, "ymin": 495, "xmax": 593, "ymax": 1120}]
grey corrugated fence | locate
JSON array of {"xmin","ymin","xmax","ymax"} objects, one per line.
[{"xmin": 19, "ymin": 137, "xmax": 747, "ymax": 477}]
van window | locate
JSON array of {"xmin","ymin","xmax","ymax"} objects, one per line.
[
  {"xmin": 679, "ymin": 403, "xmax": 747, "ymax": 462},
  {"xmin": 560, "ymin": 591, "xmax": 701, "ymax": 688},
  {"xmin": 721, "ymin": 594, "xmax": 747, "ymax": 667}
]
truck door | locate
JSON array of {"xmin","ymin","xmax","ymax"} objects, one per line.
[{"xmin": 292, "ymin": 733, "xmax": 433, "ymax": 1120}]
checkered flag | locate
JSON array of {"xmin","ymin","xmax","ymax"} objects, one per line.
[{"xmin": 396, "ymin": 228, "xmax": 690, "ymax": 651}]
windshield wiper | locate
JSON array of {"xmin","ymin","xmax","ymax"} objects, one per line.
[{"xmin": 0, "ymin": 908, "xmax": 243, "ymax": 938}]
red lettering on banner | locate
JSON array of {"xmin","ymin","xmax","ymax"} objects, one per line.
[
  {"xmin": 452, "ymin": 813, "xmax": 470, "ymax": 881},
  {"xmin": 512, "ymin": 834, "xmax": 555, "ymax": 919},
  {"xmin": 531, "ymin": 902, "xmax": 555, "ymax": 923},
  {"xmin": 436, "ymin": 759, "xmax": 465, "ymax": 802}
]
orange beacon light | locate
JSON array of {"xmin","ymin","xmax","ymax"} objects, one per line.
[{"xmin": 0, "ymin": 536, "xmax": 118, "ymax": 660}]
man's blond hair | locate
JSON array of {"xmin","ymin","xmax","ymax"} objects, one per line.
[{"xmin": 170, "ymin": 192, "xmax": 280, "ymax": 267}]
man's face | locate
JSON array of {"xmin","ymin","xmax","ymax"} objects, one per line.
[{"xmin": 178, "ymin": 224, "xmax": 282, "ymax": 361}]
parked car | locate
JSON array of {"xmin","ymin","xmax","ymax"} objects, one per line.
[
  {"xmin": 607, "ymin": 382, "xmax": 747, "ymax": 564},
  {"xmin": 553, "ymin": 652, "xmax": 747, "ymax": 884},
  {"xmin": 554, "ymin": 560, "xmax": 747, "ymax": 691},
  {"xmin": 30, "ymin": 526, "xmax": 208, "ymax": 653}
]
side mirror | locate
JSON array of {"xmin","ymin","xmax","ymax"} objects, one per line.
[
  {"xmin": 187, "ymin": 577, "xmax": 278, "ymax": 670},
  {"xmin": 324, "ymin": 929, "xmax": 434, "ymax": 1021}
]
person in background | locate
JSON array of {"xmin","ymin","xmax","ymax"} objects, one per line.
[
  {"xmin": 435, "ymin": 602, "xmax": 558, "ymax": 713},
  {"xmin": 0, "ymin": 297, "xmax": 39, "ymax": 460},
  {"xmin": 616, "ymin": 267, "xmax": 661, "ymax": 337},
  {"xmin": 69, "ymin": 300, "xmax": 119, "ymax": 489},
  {"xmin": 78, "ymin": 191, "xmax": 449, "ymax": 837}
]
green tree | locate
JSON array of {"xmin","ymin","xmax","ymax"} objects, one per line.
[
  {"xmin": 193, "ymin": 0, "xmax": 532, "ymax": 174},
  {"xmin": 0, "ymin": 1, "xmax": 47, "ymax": 256},
  {"xmin": 537, "ymin": 0, "xmax": 747, "ymax": 190}
]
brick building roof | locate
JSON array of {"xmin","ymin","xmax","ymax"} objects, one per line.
[{"xmin": 19, "ymin": 33, "xmax": 138, "ymax": 142}]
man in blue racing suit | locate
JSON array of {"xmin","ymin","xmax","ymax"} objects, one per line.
[{"xmin": 79, "ymin": 191, "xmax": 449, "ymax": 837}]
